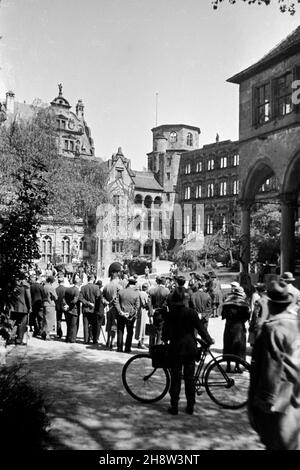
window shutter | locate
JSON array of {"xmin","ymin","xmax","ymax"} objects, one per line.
[{"xmin": 292, "ymin": 65, "xmax": 300, "ymax": 113}]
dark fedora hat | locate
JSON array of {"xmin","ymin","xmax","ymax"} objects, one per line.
[
  {"xmin": 266, "ymin": 280, "xmax": 293, "ymax": 304},
  {"xmin": 280, "ymin": 272, "xmax": 295, "ymax": 282},
  {"xmin": 108, "ymin": 262, "xmax": 123, "ymax": 277}
]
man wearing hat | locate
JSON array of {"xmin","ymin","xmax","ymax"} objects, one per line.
[
  {"xmin": 248, "ymin": 280, "xmax": 300, "ymax": 450},
  {"xmin": 115, "ymin": 276, "xmax": 140, "ymax": 353},
  {"xmin": 162, "ymin": 286, "xmax": 214, "ymax": 415},
  {"xmin": 148, "ymin": 276, "xmax": 170, "ymax": 346},
  {"xmin": 280, "ymin": 272, "xmax": 300, "ymax": 312},
  {"xmin": 102, "ymin": 262, "xmax": 123, "ymax": 349}
]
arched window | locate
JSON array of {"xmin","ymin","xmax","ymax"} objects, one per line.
[
  {"xmin": 61, "ymin": 236, "xmax": 71, "ymax": 264},
  {"xmin": 187, "ymin": 132, "xmax": 193, "ymax": 146},
  {"xmin": 79, "ymin": 237, "xmax": 87, "ymax": 251},
  {"xmin": 170, "ymin": 131, "xmax": 177, "ymax": 143},
  {"xmin": 41, "ymin": 236, "xmax": 52, "ymax": 264}
]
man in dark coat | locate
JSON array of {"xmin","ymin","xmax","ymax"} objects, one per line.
[
  {"xmin": 30, "ymin": 275, "xmax": 44, "ymax": 337},
  {"xmin": 10, "ymin": 274, "xmax": 32, "ymax": 345},
  {"xmin": 162, "ymin": 286, "xmax": 214, "ymax": 415},
  {"xmin": 79, "ymin": 274, "xmax": 102, "ymax": 345},
  {"xmin": 64, "ymin": 278, "xmax": 80, "ymax": 343},
  {"xmin": 248, "ymin": 280, "xmax": 300, "ymax": 450},
  {"xmin": 55, "ymin": 275, "xmax": 66, "ymax": 339},
  {"xmin": 189, "ymin": 280, "xmax": 212, "ymax": 332},
  {"xmin": 115, "ymin": 277, "xmax": 140, "ymax": 353}
]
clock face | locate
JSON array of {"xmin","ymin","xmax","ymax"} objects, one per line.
[{"xmin": 68, "ymin": 119, "xmax": 75, "ymax": 130}]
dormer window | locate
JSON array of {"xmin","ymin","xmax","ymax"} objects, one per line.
[
  {"xmin": 116, "ymin": 169, "xmax": 123, "ymax": 179},
  {"xmin": 170, "ymin": 131, "xmax": 177, "ymax": 143}
]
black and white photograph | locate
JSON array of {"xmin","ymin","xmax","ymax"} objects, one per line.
[{"xmin": 0, "ymin": 0, "xmax": 300, "ymax": 458}]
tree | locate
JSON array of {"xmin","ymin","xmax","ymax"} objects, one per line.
[
  {"xmin": 47, "ymin": 156, "xmax": 109, "ymax": 225},
  {"xmin": 212, "ymin": 0, "xmax": 300, "ymax": 15},
  {"xmin": 0, "ymin": 109, "xmax": 59, "ymax": 304},
  {"xmin": 250, "ymin": 203, "xmax": 281, "ymax": 263}
]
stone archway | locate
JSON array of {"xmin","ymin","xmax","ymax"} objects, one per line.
[
  {"xmin": 239, "ymin": 158, "xmax": 277, "ymax": 273},
  {"xmin": 280, "ymin": 151, "xmax": 300, "ymax": 273}
]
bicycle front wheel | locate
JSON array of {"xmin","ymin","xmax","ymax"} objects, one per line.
[
  {"xmin": 204, "ymin": 355, "xmax": 250, "ymax": 409},
  {"xmin": 122, "ymin": 354, "xmax": 170, "ymax": 403}
]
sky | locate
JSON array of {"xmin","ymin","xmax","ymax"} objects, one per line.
[{"xmin": 0, "ymin": 0, "xmax": 299, "ymax": 169}]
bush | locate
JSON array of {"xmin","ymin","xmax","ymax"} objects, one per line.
[{"xmin": 0, "ymin": 364, "xmax": 49, "ymax": 449}]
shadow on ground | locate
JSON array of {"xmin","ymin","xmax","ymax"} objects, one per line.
[{"xmin": 7, "ymin": 341, "xmax": 263, "ymax": 451}]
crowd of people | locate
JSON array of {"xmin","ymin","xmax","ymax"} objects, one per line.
[{"xmin": 1, "ymin": 259, "xmax": 300, "ymax": 449}]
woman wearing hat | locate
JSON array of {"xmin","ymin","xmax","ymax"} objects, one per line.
[
  {"xmin": 221, "ymin": 284, "xmax": 250, "ymax": 372},
  {"xmin": 248, "ymin": 280, "xmax": 300, "ymax": 450}
]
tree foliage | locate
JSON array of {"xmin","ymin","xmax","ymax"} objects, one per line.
[
  {"xmin": 250, "ymin": 203, "xmax": 281, "ymax": 263},
  {"xmin": 47, "ymin": 156, "xmax": 108, "ymax": 225},
  {"xmin": 0, "ymin": 109, "xmax": 58, "ymax": 299},
  {"xmin": 212, "ymin": 0, "xmax": 300, "ymax": 15}
]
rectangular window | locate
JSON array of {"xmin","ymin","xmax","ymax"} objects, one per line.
[
  {"xmin": 220, "ymin": 156, "xmax": 227, "ymax": 168},
  {"xmin": 233, "ymin": 180, "xmax": 239, "ymax": 195},
  {"xmin": 184, "ymin": 163, "xmax": 191, "ymax": 174},
  {"xmin": 207, "ymin": 183, "xmax": 214, "ymax": 198},
  {"xmin": 195, "ymin": 184, "xmax": 202, "ymax": 198},
  {"xmin": 233, "ymin": 154, "xmax": 239, "ymax": 166},
  {"xmin": 196, "ymin": 213, "xmax": 201, "ymax": 233},
  {"xmin": 184, "ymin": 214, "xmax": 190, "ymax": 235},
  {"xmin": 64, "ymin": 140, "xmax": 68, "ymax": 150},
  {"xmin": 61, "ymin": 120, "xmax": 66, "ymax": 129},
  {"xmin": 208, "ymin": 159, "xmax": 214, "ymax": 171},
  {"xmin": 220, "ymin": 181, "xmax": 227, "ymax": 196},
  {"xmin": 70, "ymin": 141, "xmax": 74, "ymax": 151},
  {"xmin": 167, "ymin": 172, "xmax": 170, "ymax": 180},
  {"xmin": 196, "ymin": 161, "xmax": 202, "ymax": 172},
  {"xmin": 254, "ymin": 83, "xmax": 271, "ymax": 125},
  {"xmin": 206, "ymin": 215, "xmax": 213, "ymax": 235},
  {"xmin": 275, "ymin": 72, "xmax": 293, "ymax": 117},
  {"xmin": 184, "ymin": 186, "xmax": 191, "ymax": 200}
]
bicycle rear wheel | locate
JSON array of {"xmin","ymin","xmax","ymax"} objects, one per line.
[
  {"xmin": 122, "ymin": 354, "xmax": 170, "ymax": 403},
  {"xmin": 204, "ymin": 355, "xmax": 250, "ymax": 409}
]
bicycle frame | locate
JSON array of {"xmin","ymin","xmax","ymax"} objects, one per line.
[{"xmin": 193, "ymin": 347, "xmax": 235, "ymax": 395}]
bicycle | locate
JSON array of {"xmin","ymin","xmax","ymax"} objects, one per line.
[{"xmin": 122, "ymin": 339, "xmax": 251, "ymax": 410}]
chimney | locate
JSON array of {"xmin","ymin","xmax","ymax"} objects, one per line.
[
  {"xmin": 76, "ymin": 99, "xmax": 84, "ymax": 119},
  {"xmin": 6, "ymin": 91, "xmax": 15, "ymax": 114}
]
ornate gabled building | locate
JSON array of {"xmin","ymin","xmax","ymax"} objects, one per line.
[
  {"xmin": 97, "ymin": 147, "xmax": 167, "ymax": 274},
  {"xmin": 1, "ymin": 86, "xmax": 100, "ymax": 272}
]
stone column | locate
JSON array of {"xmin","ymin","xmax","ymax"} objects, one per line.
[
  {"xmin": 280, "ymin": 193, "xmax": 296, "ymax": 274},
  {"xmin": 239, "ymin": 200, "xmax": 252, "ymax": 273}
]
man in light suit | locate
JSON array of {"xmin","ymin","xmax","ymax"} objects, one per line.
[{"xmin": 115, "ymin": 277, "xmax": 140, "ymax": 353}]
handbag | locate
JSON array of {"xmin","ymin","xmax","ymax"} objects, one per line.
[
  {"xmin": 150, "ymin": 343, "xmax": 171, "ymax": 368},
  {"xmin": 145, "ymin": 323, "xmax": 156, "ymax": 336}
]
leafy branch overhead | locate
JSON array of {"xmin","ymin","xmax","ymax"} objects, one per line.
[{"xmin": 212, "ymin": 0, "xmax": 300, "ymax": 15}]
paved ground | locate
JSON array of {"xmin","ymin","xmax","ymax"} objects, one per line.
[{"xmin": 4, "ymin": 316, "xmax": 264, "ymax": 451}]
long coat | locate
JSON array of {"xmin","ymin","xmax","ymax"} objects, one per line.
[
  {"xmin": 221, "ymin": 294, "xmax": 250, "ymax": 360},
  {"xmin": 248, "ymin": 311, "xmax": 300, "ymax": 450},
  {"xmin": 162, "ymin": 305, "xmax": 213, "ymax": 361}
]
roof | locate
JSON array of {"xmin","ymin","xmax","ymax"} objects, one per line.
[
  {"xmin": 152, "ymin": 124, "xmax": 201, "ymax": 133},
  {"xmin": 132, "ymin": 171, "xmax": 164, "ymax": 192},
  {"xmin": 228, "ymin": 25, "xmax": 300, "ymax": 84}
]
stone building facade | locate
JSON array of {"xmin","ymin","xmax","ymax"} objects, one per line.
[
  {"xmin": 177, "ymin": 139, "xmax": 240, "ymax": 238},
  {"xmin": 228, "ymin": 25, "xmax": 300, "ymax": 273}
]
